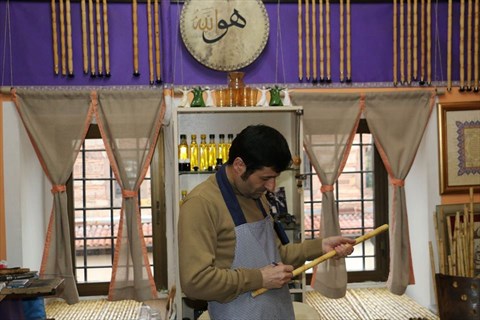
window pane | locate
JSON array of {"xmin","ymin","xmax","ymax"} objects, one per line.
[
  {"xmin": 337, "ymin": 173, "xmax": 362, "ymax": 200},
  {"xmin": 83, "ymin": 181, "xmax": 112, "ymax": 208},
  {"xmin": 73, "ymin": 180, "xmax": 84, "ymax": 208},
  {"xmin": 364, "ymin": 172, "xmax": 374, "ymax": 199},
  {"xmin": 84, "ymin": 139, "xmax": 103, "ymax": 149},
  {"xmin": 84, "ymin": 151, "xmax": 110, "ymax": 179},
  {"xmin": 87, "ymin": 267, "xmax": 112, "ymax": 283}
]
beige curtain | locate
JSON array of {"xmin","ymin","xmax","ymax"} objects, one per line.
[
  {"xmin": 12, "ymin": 89, "xmax": 93, "ymax": 304},
  {"xmin": 93, "ymin": 89, "xmax": 165, "ymax": 301},
  {"xmin": 291, "ymin": 92, "xmax": 363, "ymax": 298},
  {"xmin": 364, "ymin": 91, "xmax": 435, "ymax": 295},
  {"xmin": 292, "ymin": 90, "xmax": 434, "ymax": 297}
]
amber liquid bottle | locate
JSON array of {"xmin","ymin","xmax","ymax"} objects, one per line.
[
  {"xmin": 190, "ymin": 134, "xmax": 199, "ymax": 171},
  {"xmin": 217, "ymin": 134, "xmax": 226, "ymax": 164},
  {"xmin": 178, "ymin": 134, "xmax": 189, "ymax": 171},
  {"xmin": 224, "ymin": 133, "xmax": 234, "ymax": 162},
  {"xmin": 199, "ymin": 134, "xmax": 208, "ymax": 171},
  {"xmin": 208, "ymin": 134, "xmax": 217, "ymax": 170}
]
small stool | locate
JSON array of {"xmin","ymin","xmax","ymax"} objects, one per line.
[{"xmin": 197, "ymin": 301, "xmax": 320, "ymax": 320}]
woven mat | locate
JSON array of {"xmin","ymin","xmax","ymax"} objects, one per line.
[
  {"xmin": 306, "ymin": 288, "xmax": 439, "ymax": 320},
  {"xmin": 45, "ymin": 299, "xmax": 142, "ymax": 320}
]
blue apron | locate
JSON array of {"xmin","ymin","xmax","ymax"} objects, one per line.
[{"xmin": 208, "ymin": 166, "xmax": 294, "ymax": 320}]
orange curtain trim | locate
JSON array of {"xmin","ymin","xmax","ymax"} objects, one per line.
[
  {"xmin": 390, "ymin": 177, "xmax": 405, "ymax": 187},
  {"xmin": 51, "ymin": 184, "xmax": 67, "ymax": 194},
  {"xmin": 122, "ymin": 190, "xmax": 138, "ymax": 198},
  {"xmin": 320, "ymin": 185, "xmax": 334, "ymax": 193}
]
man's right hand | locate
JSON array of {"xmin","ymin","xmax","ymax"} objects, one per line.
[{"xmin": 260, "ymin": 262, "xmax": 294, "ymax": 289}]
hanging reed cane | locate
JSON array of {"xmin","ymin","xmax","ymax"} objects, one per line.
[
  {"xmin": 346, "ymin": 0, "xmax": 351, "ymax": 82},
  {"xmin": 305, "ymin": 0, "xmax": 311, "ymax": 80},
  {"xmin": 426, "ymin": 0, "xmax": 432, "ymax": 84},
  {"xmin": 95, "ymin": 0, "xmax": 103, "ymax": 76},
  {"xmin": 319, "ymin": 0, "xmax": 324, "ymax": 82},
  {"xmin": 467, "ymin": 0, "xmax": 473, "ymax": 90},
  {"xmin": 51, "ymin": 0, "xmax": 59, "ymax": 75},
  {"xmin": 66, "ymin": 0, "xmax": 73, "ymax": 76},
  {"xmin": 407, "ymin": 0, "xmax": 412, "ymax": 84},
  {"xmin": 400, "ymin": 0, "xmax": 405, "ymax": 84},
  {"xmin": 147, "ymin": 0, "xmax": 154, "ymax": 84},
  {"xmin": 154, "ymin": 0, "xmax": 161, "ymax": 83},
  {"xmin": 59, "ymin": 0, "xmax": 66, "ymax": 76},
  {"xmin": 393, "ymin": 0, "xmax": 398, "ymax": 85},
  {"xmin": 325, "ymin": 0, "xmax": 331, "ymax": 82},
  {"xmin": 89, "ymin": 0, "xmax": 96, "ymax": 76},
  {"xmin": 339, "ymin": 0, "xmax": 344, "ymax": 82},
  {"xmin": 420, "ymin": 0, "xmax": 425, "ymax": 84},
  {"xmin": 447, "ymin": 0, "xmax": 453, "ymax": 90},
  {"xmin": 133, "ymin": 0, "xmax": 140, "ymax": 76},
  {"xmin": 413, "ymin": 0, "xmax": 418, "ymax": 81},
  {"xmin": 103, "ymin": 0, "xmax": 110, "ymax": 77},
  {"xmin": 298, "ymin": 0, "xmax": 303, "ymax": 81},
  {"xmin": 474, "ymin": 0, "xmax": 479, "ymax": 91},
  {"xmin": 81, "ymin": 0, "xmax": 88, "ymax": 74},
  {"xmin": 312, "ymin": 0, "xmax": 317, "ymax": 82},
  {"xmin": 460, "ymin": 0, "xmax": 466, "ymax": 91}
]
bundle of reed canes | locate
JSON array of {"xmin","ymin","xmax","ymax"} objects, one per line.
[{"xmin": 434, "ymin": 188, "xmax": 478, "ymax": 278}]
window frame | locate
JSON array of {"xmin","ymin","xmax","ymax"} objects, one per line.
[
  {"xmin": 303, "ymin": 119, "xmax": 389, "ymax": 283},
  {"xmin": 67, "ymin": 124, "xmax": 167, "ymax": 296}
]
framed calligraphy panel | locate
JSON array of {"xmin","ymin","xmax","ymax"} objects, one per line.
[
  {"xmin": 180, "ymin": 0, "xmax": 270, "ymax": 71},
  {"xmin": 438, "ymin": 101, "xmax": 480, "ymax": 194}
]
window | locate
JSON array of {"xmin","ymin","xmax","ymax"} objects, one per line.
[
  {"xmin": 67, "ymin": 124, "xmax": 166, "ymax": 296},
  {"xmin": 303, "ymin": 119, "xmax": 389, "ymax": 283}
]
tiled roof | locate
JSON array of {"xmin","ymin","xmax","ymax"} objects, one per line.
[{"xmin": 75, "ymin": 222, "xmax": 153, "ymax": 250}]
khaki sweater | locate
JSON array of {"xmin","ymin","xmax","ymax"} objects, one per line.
[{"xmin": 178, "ymin": 174, "xmax": 323, "ymax": 303}]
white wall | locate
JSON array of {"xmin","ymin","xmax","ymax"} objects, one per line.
[
  {"xmin": 3, "ymin": 101, "xmax": 49, "ymax": 270},
  {"xmin": 405, "ymin": 101, "xmax": 441, "ymax": 311}
]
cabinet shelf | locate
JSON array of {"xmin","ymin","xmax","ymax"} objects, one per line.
[{"xmin": 167, "ymin": 105, "xmax": 305, "ymax": 319}]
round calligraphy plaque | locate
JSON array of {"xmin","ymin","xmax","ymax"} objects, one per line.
[{"xmin": 180, "ymin": 0, "xmax": 270, "ymax": 71}]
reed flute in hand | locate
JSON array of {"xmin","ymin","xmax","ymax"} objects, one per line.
[{"xmin": 252, "ymin": 224, "xmax": 389, "ymax": 298}]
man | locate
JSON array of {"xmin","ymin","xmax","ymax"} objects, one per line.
[{"xmin": 178, "ymin": 124, "xmax": 355, "ymax": 319}]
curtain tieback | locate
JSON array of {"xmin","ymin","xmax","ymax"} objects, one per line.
[
  {"xmin": 122, "ymin": 190, "xmax": 137, "ymax": 198},
  {"xmin": 390, "ymin": 178, "xmax": 405, "ymax": 187},
  {"xmin": 320, "ymin": 184, "xmax": 334, "ymax": 193},
  {"xmin": 51, "ymin": 185, "xmax": 66, "ymax": 194}
]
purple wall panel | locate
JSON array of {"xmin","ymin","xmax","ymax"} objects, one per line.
[{"xmin": 0, "ymin": 2, "xmax": 460, "ymax": 87}]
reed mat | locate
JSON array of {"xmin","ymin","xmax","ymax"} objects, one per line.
[
  {"xmin": 306, "ymin": 287, "xmax": 439, "ymax": 320},
  {"xmin": 45, "ymin": 298, "xmax": 142, "ymax": 320}
]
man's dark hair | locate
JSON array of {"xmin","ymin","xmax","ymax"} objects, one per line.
[{"xmin": 226, "ymin": 124, "xmax": 292, "ymax": 177}]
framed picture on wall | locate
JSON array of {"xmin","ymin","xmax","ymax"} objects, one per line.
[
  {"xmin": 436, "ymin": 203, "xmax": 480, "ymax": 277},
  {"xmin": 437, "ymin": 101, "xmax": 480, "ymax": 194}
]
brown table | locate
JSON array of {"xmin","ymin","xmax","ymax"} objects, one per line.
[{"xmin": 0, "ymin": 277, "xmax": 64, "ymax": 301}]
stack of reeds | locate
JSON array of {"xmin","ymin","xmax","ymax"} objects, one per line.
[{"xmin": 433, "ymin": 188, "xmax": 478, "ymax": 278}]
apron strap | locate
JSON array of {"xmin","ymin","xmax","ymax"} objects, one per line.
[
  {"xmin": 216, "ymin": 165, "xmax": 247, "ymax": 226},
  {"xmin": 215, "ymin": 165, "xmax": 290, "ymax": 244}
]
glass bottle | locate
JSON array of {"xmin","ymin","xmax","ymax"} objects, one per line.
[
  {"xmin": 190, "ymin": 134, "xmax": 199, "ymax": 171},
  {"xmin": 224, "ymin": 133, "xmax": 234, "ymax": 162},
  {"xmin": 178, "ymin": 134, "xmax": 189, "ymax": 171},
  {"xmin": 199, "ymin": 134, "xmax": 208, "ymax": 171},
  {"xmin": 228, "ymin": 71, "xmax": 245, "ymax": 106},
  {"xmin": 217, "ymin": 134, "xmax": 226, "ymax": 163},
  {"xmin": 180, "ymin": 190, "xmax": 188, "ymax": 205},
  {"xmin": 208, "ymin": 134, "xmax": 217, "ymax": 170}
]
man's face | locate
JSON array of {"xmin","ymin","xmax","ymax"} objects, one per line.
[{"xmin": 235, "ymin": 165, "xmax": 279, "ymax": 199}]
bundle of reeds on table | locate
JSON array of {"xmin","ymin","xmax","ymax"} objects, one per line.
[{"xmin": 433, "ymin": 188, "xmax": 479, "ymax": 278}]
